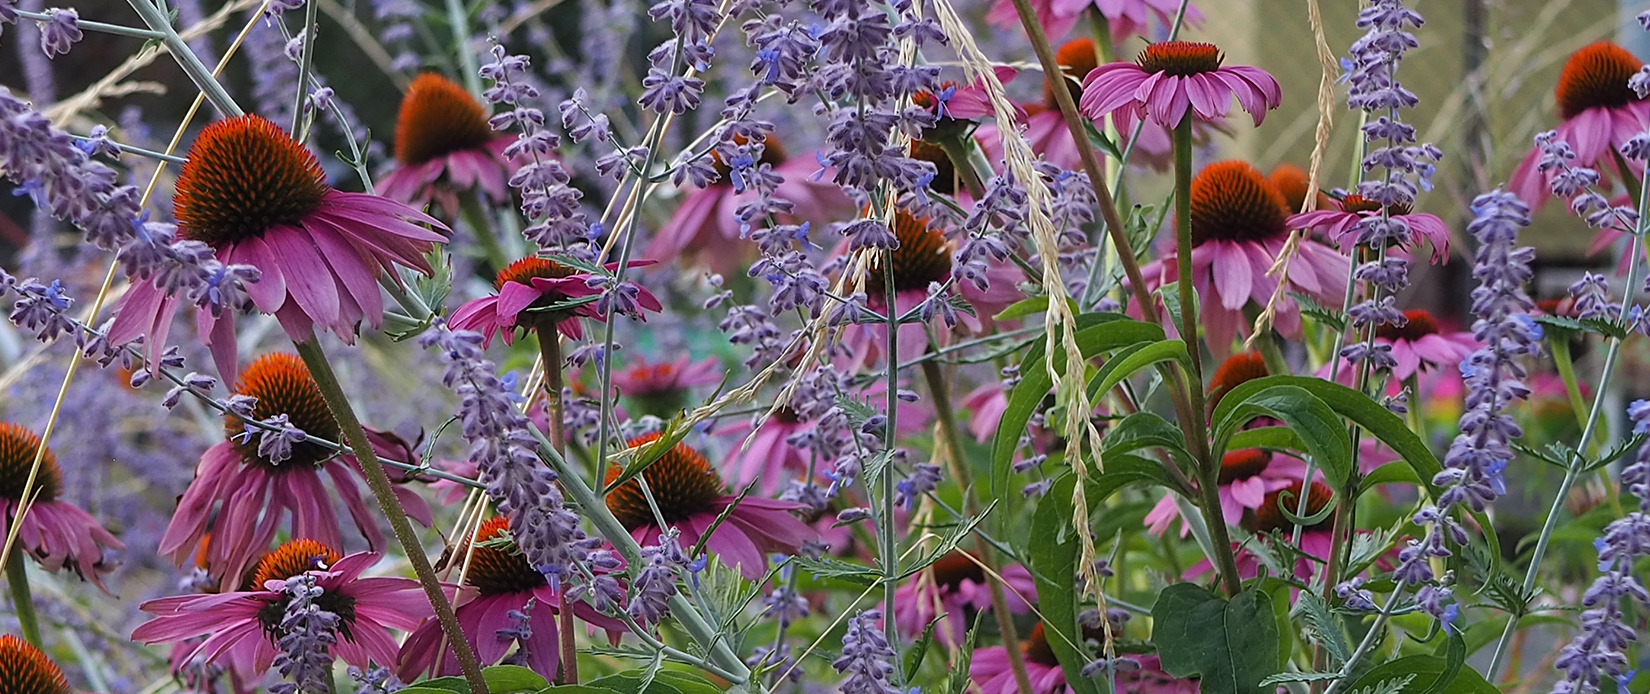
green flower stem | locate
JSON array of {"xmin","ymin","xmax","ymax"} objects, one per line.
[
  {"xmin": 933, "ymin": 135, "xmax": 988, "ymax": 199},
  {"xmin": 444, "ymin": 0, "xmax": 483, "ymax": 96},
  {"xmin": 525, "ymin": 425, "xmax": 752, "ymax": 682},
  {"xmin": 920, "ymin": 358, "xmax": 1034, "ymax": 694},
  {"xmin": 11, "ymin": 9, "xmax": 164, "ymax": 39},
  {"xmin": 879, "ymin": 249, "xmax": 903, "ymax": 669},
  {"xmin": 1173, "ymin": 115, "xmax": 1239, "ymax": 597},
  {"xmin": 123, "ymin": 0, "xmax": 241, "ymax": 117},
  {"xmin": 1486, "ymin": 230, "xmax": 1647, "ymax": 680},
  {"xmin": 5, "ymin": 550, "xmax": 42, "ymax": 648},
  {"xmin": 531, "ymin": 321, "xmax": 580, "ymax": 685},
  {"xmin": 460, "ymin": 191, "xmax": 510, "ymax": 274},
  {"xmin": 290, "ymin": 337, "xmax": 490, "ymax": 694},
  {"xmin": 289, "ymin": 0, "xmax": 320, "ymax": 138}
]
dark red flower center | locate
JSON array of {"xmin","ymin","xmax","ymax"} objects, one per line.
[
  {"xmin": 909, "ymin": 140, "xmax": 958, "ymax": 196},
  {"xmin": 227, "ymin": 353, "xmax": 342, "ymax": 470},
  {"xmin": 1374, "ymin": 309, "xmax": 1440, "ymax": 343},
  {"xmin": 1207, "ymin": 352, "xmax": 1268, "ymax": 402},
  {"xmin": 395, "ymin": 73, "xmax": 498, "ymax": 165},
  {"xmin": 1021, "ymin": 623, "xmax": 1060, "ymax": 666},
  {"xmin": 1137, "ymin": 41, "xmax": 1224, "ymax": 77},
  {"xmin": 174, "ymin": 114, "xmax": 328, "ymax": 247},
  {"xmin": 928, "ymin": 551, "xmax": 986, "ymax": 591},
  {"xmin": 1244, "ymin": 481, "xmax": 1332, "ymax": 535},
  {"xmin": 1218, "ymin": 449, "xmax": 1272, "ymax": 485},
  {"xmin": 1189, "ymin": 161, "xmax": 1289, "ymax": 246},
  {"xmin": 462, "ymin": 516, "xmax": 548, "ymax": 596},
  {"xmin": 251, "ymin": 539, "xmax": 358, "ymax": 640},
  {"xmin": 0, "ymin": 423, "xmax": 62, "ymax": 504},
  {"xmin": 606, "ymin": 434, "xmax": 726, "ymax": 529},
  {"xmin": 1269, "ymin": 164, "xmax": 1319, "ymax": 214},
  {"xmin": 1555, "ymin": 42, "xmax": 1643, "ymax": 120},
  {"xmin": 0, "ymin": 635, "xmax": 70, "ymax": 694},
  {"xmin": 1338, "ymin": 194, "xmax": 1411, "ymax": 217},
  {"xmin": 868, "ymin": 211, "xmax": 953, "ymax": 294},
  {"xmin": 1044, "ymin": 38, "xmax": 1101, "ymax": 109}
]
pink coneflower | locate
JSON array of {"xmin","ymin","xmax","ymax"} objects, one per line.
[
  {"xmin": 964, "ymin": 383, "xmax": 1009, "ymax": 443},
  {"xmin": 612, "ymin": 354, "xmax": 722, "ymax": 417},
  {"xmin": 159, "ymin": 353, "xmax": 434, "ymax": 589},
  {"xmin": 1243, "ymin": 481, "xmax": 1335, "ymax": 563},
  {"xmin": 607, "ymin": 434, "xmax": 816, "ymax": 580},
  {"xmin": 892, "ymin": 551, "xmax": 1036, "ymax": 645},
  {"xmin": 1510, "ymin": 42, "xmax": 1650, "ymax": 207},
  {"xmin": 728, "ymin": 381, "xmax": 928, "ymax": 495},
  {"xmin": 1375, "ymin": 309, "xmax": 1476, "ymax": 382},
  {"xmin": 1080, "ymin": 41, "xmax": 1280, "ymax": 129},
  {"xmin": 450, "ymin": 256, "xmax": 661, "ymax": 346},
  {"xmin": 108, "ymin": 114, "xmax": 446, "ymax": 378},
  {"xmin": 971, "ymin": 624, "xmax": 1197, "ymax": 694},
  {"xmin": 985, "ymin": 0, "xmax": 1200, "ymax": 46},
  {"xmin": 399, "ymin": 516, "xmax": 621, "ymax": 680},
  {"xmin": 1287, "ymin": 194, "xmax": 1451, "ymax": 263},
  {"xmin": 1136, "ymin": 161, "xmax": 1348, "ymax": 353},
  {"xmin": 0, "ymin": 633, "xmax": 76, "ymax": 694},
  {"xmin": 647, "ymin": 135, "xmax": 851, "ymax": 272},
  {"xmin": 839, "ymin": 211, "xmax": 1022, "ymax": 369},
  {"xmin": 379, "ymin": 73, "xmax": 514, "ymax": 214},
  {"xmin": 1143, "ymin": 448, "xmax": 1302, "ymax": 537},
  {"xmin": 0, "ymin": 423, "xmax": 123, "ymax": 590},
  {"xmin": 133, "ymin": 539, "xmax": 429, "ymax": 673}
]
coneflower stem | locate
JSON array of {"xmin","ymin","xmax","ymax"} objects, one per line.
[
  {"xmin": 919, "ymin": 358, "xmax": 1035, "ymax": 694},
  {"xmin": 4, "ymin": 551, "xmax": 42, "ymax": 648},
  {"xmin": 880, "ymin": 248, "xmax": 903, "ymax": 668},
  {"xmin": 460, "ymin": 190, "xmax": 510, "ymax": 274},
  {"xmin": 531, "ymin": 320, "xmax": 580, "ymax": 685},
  {"xmin": 290, "ymin": 337, "xmax": 490, "ymax": 694},
  {"xmin": 933, "ymin": 136, "xmax": 988, "ymax": 199}
]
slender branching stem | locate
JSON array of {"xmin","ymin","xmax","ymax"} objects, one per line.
[
  {"xmin": 290, "ymin": 338, "xmax": 490, "ymax": 694},
  {"xmin": 532, "ymin": 321, "xmax": 580, "ymax": 685}
]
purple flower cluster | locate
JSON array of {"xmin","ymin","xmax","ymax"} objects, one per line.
[
  {"xmin": 37, "ymin": 8, "xmax": 79, "ymax": 58},
  {"xmin": 0, "ymin": 88, "xmax": 257, "ymax": 318},
  {"xmin": 1534, "ymin": 132, "xmax": 1639, "ymax": 232},
  {"xmin": 834, "ymin": 609, "xmax": 901, "ymax": 694},
  {"xmin": 421, "ymin": 321, "xmax": 597, "ymax": 585},
  {"xmin": 483, "ymin": 46, "xmax": 593, "ymax": 254},
  {"xmin": 268, "ymin": 575, "xmax": 340, "ymax": 694},
  {"xmin": 628, "ymin": 533, "xmax": 687, "ymax": 625},
  {"xmin": 1549, "ymin": 403, "xmax": 1650, "ymax": 694},
  {"xmin": 1393, "ymin": 190, "xmax": 1539, "ymax": 626},
  {"xmin": 1337, "ymin": 0, "xmax": 1439, "ymax": 374},
  {"xmin": 636, "ymin": 0, "xmax": 714, "ymax": 114},
  {"xmin": 1568, "ymin": 272, "xmax": 1619, "ymax": 322}
]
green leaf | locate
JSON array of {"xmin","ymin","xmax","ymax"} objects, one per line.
[
  {"xmin": 1209, "ymin": 375, "xmax": 1442, "ymax": 495},
  {"xmin": 1416, "ymin": 632, "xmax": 1467, "ymax": 694},
  {"xmin": 1081, "ymin": 119, "xmax": 1124, "ymax": 161},
  {"xmin": 1226, "ymin": 425, "xmax": 1307, "ymax": 453},
  {"xmin": 1100, "ymin": 412, "xmax": 1194, "ymax": 477},
  {"xmin": 993, "ymin": 295, "xmax": 1079, "ymax": 321},
  {"xmin": 1295, "ymin": 591, "xmax": 1351, "ymax": 667},
  {"xmin": 1341, "ymin": 652, "xmax": 1499, "ymax": 694},
  {"xmin": 1359, "ymin": 462, "xmax": 1422, "ymax": 495},
  {"xmin": 1150, "ymin": 583, "xmax": 1282, "ymax": 694},
  {"xmin": 991, "ymin": 316, "xmax": 1164, "ymax": 502},
  {"xmin": 794, "ymin": 555, "xmax": 879, "ymax": 586},
  {"xmin": 579, "ymin": 668, "xmax": 724, "ymax": 694},
  {"xmin": 947, "ymin": 611, "xmax": 988, "ymax": 694},
  {"xmin": 1028, "ymin": 477, "xmax": 1101, "ymax": 694},
  {"xmin": 904, "ymin": 616, "xmax": 941, "ymax": 680},
  {"xmin": 1084, "ymin": 340, "xmax": 1193, "ymax": 406},
  {"xmin": 1213, "ymin": 385, "xmax": 1352, "ymax": 489},
  {"xmin": 484, "ymin": 666, "xmax": 552, "ymax": 693}
]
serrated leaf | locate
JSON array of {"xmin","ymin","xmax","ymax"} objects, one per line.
[
  {"xmin": 1295, "ymin": 592, "xmax": 1351, "ymax": 667},
  {"xmin": 1081, "ymin": 119, "xmax": 1124, "ymax": 161},
  {"xmin": 905, "ymin": 503, "xmax": 995, "ymax": 578},
  {"xmin": 903, "ymin": 616, "xmax": 941, "ymax": 680},
  {"xmin": 1150, "ymin": 583, "xmax": 1282, "ymax": 693},
  {"xmin": 577, "ymin": 668, "xmax": 724, "ymax": 694},
  {"xmin": 947, "ymin": 611, "xmax": 987, "ymax": 694},
  {"xmin": 1260, "ymin": 672, "xmax": 1344, "ymax": 686},
  {"xmin": 795, "ymin": 555, "xmax": 879, "ymax": 586},
  {"xmin": 1293, "ymin": 291, "xmax": 1348, "ymax": 332},
  {"xmin": 1351, "ymin": 674, "xmax": 1417, "ymax": 694},
  {"xmin": 1341, "ymin": 652, "xmax": 1497, "ymax": 694}
]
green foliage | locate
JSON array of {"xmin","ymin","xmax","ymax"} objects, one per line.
[
  {"xmin": 1029, "ymin": 477, "xmax": 1103, "ymax": 694},
  {"xmin": 398, "ymin": 665, "xmax": 551, "ymax": 694},
  {"xmin": 1341, "ymin": 634, "xmax": 1498, "ymax": 694},
  {"xmin": 1149, "ymin": 583, "xmax": 1282, "ymax": 694}
]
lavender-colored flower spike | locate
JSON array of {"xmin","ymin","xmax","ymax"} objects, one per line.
[
  {"xmin": 421, "ymin": 321, "xmax": 598, "ymax": 585},
  {"xmin": 268, "ymin": 575, "xmax": 340, "ymax": 694},
  {"xmin": 629, "ymin": 533, "xmax": 687, "ymax": 625},
  {"xmin": 834, "ymin": 609, "xmax": 902, "ymax": 694},
  {"xmin": 1548, "ymin": 404, "xmax": 1650, "ymax": 694},
  {"xmin": 1393, "ymin": 190, "xmax": 1538, "ymax": 624}
]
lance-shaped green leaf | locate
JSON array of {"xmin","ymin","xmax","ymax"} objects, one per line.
[
  {"xmin": 1150, "ymin": 583, "xmax": 1281, "ymax": 694},
  {"xmin": 1029, "ymin": 477, "xmax": 1105, "ymax": 694},
  {"xmin": 1100, "ymin": 412, "xmax": 1194, "ymax": 481},
  {"xmin": 1212, "ymin": 385, "xmax": 1352, "ymax": 489}
]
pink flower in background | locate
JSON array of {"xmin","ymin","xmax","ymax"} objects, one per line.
[
  {"xmin": 1143, "ymin": 449, "xmax": 1304, "ymax": 537},
  {"xmin": 0, "ymin": 423, "xmax": 123, "ymax": 591},
  {"xmin": 159, "ymin": 353, "xmax": 433, "ymax": 589},
  {"xmin": 1081, "ymin": 41, "xmax": 1280, "ymax": 129},
  {"xmin": 613, "ymin": 355, "xmax": 722, "ymax": 397},
  {"xmin": 1135, "ymin": 161, "xmax": 1347, "ymax": 353},
  {"xmin": 1510, "ymin": 41, "xmax": 1650, "ymax": 208},
  {"xmin": 108, "ymin": 114, "xmax": 446, "ymax": 379},
  {"xmin": 893, "ymin": 551, "xmax": 1037, "ymax": 645},
  {"xmin": 1375, "ymin": 309, "xmax": 1477, "ymax": 382},
  {"xmin": 608, "ymin": 434, "xmax": 815, "ymax": 579},
  {"xmin": 133, "ymin": 541, "xmax": 428, "ymax": 672},
  {"xmin": 450, "ymin": 256, "xmax": 660, "ymax": 345},
  {"xmin": 1287, "ymin": 194, "xmax": 1451, "ymax": 263},
  {"xmin": 965, "ymin": 383, "xmax": 1010, "ymax": 443},
  {"xmin": 647, "ymin": 136, "xmax": 851, "ymax": 273},
  {"xmin": 970, "ymin": 624, "xmax": 1066, "ymax": 694},
  {"xmin": 399, "ymin": 517, "xmax": 622, "ymax": 680},
  {"xmin": 379, "ymin": 72, "xmax": 515, "ymax": 213},
  {"xmin": 986, "ymin": 0, "xmax": 1201, "ymax": 44}
]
